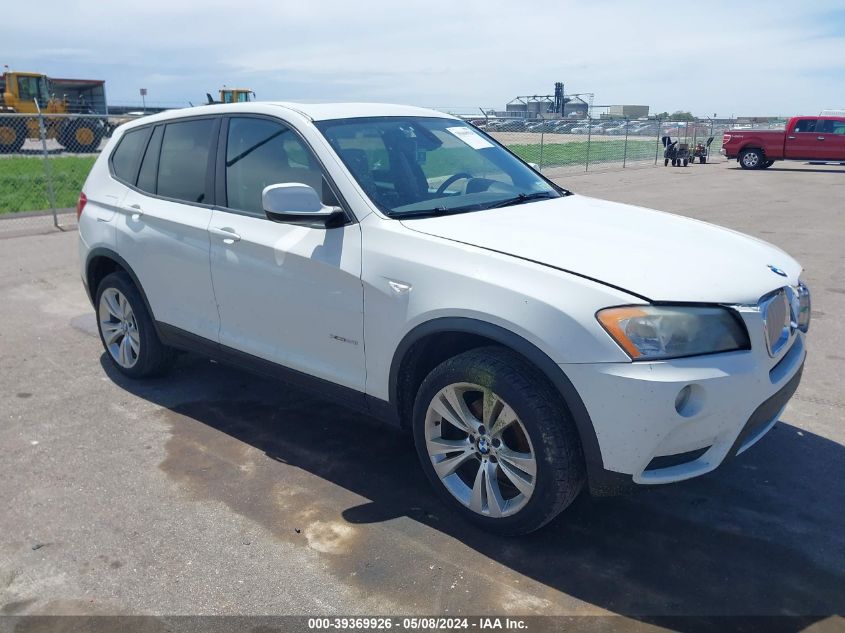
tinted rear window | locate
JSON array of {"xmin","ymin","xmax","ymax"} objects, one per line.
[
  {"xmin": 111, "ymin": 129, "xmax": 149, "ymax": 184},
  {"xmin": 156, "ymin": 119, "xmax": 216, "ymax": 204},
  {"xmin": 820, "ymin": 119, "xmax": 845, "ymax": 135}
]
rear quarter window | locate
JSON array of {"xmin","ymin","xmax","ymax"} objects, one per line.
[{"xmin": 110, "ymin": 128, "xmax": 150, "ymax": 184}]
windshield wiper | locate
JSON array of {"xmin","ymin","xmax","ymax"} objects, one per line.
[
  {"xmin": 485, "ymin": 191, "xmax": 558, "ymax": 209},
  {"xmin": 390, "ymin": 204, "xmax": 483, "ymax": 219},
  {"xmin": 390, "ymin": 191, "xmax": 559, "ymax": 219}
]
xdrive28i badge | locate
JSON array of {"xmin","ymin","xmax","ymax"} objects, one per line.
[{"xmin": 768, "ymin": 264, "xmax": 788, "ymax": 277}]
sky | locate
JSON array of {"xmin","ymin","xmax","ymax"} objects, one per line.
[{"xmin": 3, "ymin": 0, "xmax": 845, "ymax": 117}]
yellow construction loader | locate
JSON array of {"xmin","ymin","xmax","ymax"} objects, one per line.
[
  {"xmin": 206, "ymin": 87, "xmax": 256, "ymax": 104},
  {"xmin": 0, "ymin": 70, "xmax": 106, "ymax": 153}
]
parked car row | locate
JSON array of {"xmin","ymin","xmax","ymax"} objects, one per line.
[{"xmin": 471, "ymin": 118, "xmax": 723, "ymax": 138}]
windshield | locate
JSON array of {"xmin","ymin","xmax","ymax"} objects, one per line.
[
  {"xmin": 315, "ymin": 116, "xmax": 565, "ymax": 217},
  {"xmin": 17, "ymin": 75, "xmax": 50, "ymax": 104}
]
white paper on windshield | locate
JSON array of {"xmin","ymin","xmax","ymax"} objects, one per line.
[{"xmin": 446, "ymin": 126, "xmax": 494, "ymax": 149}]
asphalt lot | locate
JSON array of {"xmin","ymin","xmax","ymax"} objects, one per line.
[{"xmin": 1, "ymin": 160, "xmax": 844, "ymax": 626}]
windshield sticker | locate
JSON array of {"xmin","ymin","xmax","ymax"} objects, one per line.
[{"xmin": 446, "ymin": 126, "xmax": 494, "ymax": 150}]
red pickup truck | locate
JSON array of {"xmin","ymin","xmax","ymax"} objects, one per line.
[{"xmin": 722, "ymin": 116, "xmax": 845, "ymax": 169}]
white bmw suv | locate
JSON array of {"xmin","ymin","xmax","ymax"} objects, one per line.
[{"xmin": 78, "ymin": 102, "xmax": 809, "ymax": 534}]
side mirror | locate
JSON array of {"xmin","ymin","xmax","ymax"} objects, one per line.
[{"xmin": 262, "ymin": 183, "xmax": 343, "ymax": 225}]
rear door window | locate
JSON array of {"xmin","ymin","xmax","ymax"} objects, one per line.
[
  {"xmin": 819, "ymin": 120, "xmax": 845, "ymax": 135},
  {"xmin": 157, "ymin": 119, "xmax": 216, "ymax": 204},
  {"xmin": 111, "ymin": 128, "xmax": 151, "ymax": 185}
]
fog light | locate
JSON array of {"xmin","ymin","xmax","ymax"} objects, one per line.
[
  {"xmin": 675, "ymin": 386, "xmax": 691, "ymax": 413},
  {"xmin": 675, "ymin": 384, "xmax": 704, "ymax": 418}
]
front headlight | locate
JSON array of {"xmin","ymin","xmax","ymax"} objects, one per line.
[{"xmin": 596, "ymin": 305, "xmax": 749, "ymax": 361}]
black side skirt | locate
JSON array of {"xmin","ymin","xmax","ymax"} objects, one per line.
[{"xmin": 156, "ymin": 322, "xmax": 398, "ymax": 426}]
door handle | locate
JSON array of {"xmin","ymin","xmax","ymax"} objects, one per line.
[
  {"xmin": 817, "ymin": 136, "xmax": 826, "ymax": 141},
  {"xmin": 210, "ymin": 226, "xmax": 241, "ymax": 244},
  {"xmin": 787, "ymin": 135, "xmax": 796, "ymax": 139},
  {"xmin": 125, "ymin": 203, "xmax": 143, "ymax": 220}
]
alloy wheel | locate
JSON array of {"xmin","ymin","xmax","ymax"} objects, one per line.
[
  {"xmin": 424, "ymin": 382, "xmax": 537, "ymax": 517},
  {"xmin": 742, "ymin": 152, "xmax": 760, "ymax": 168},
  {"xmin": 98, "ymin": 288, "xmax": 140, "ymax": 368}
]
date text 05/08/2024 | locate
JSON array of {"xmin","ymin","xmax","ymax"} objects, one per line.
[{"xmin": 307, "ymin": 617, "xmax": 528, "ymax": 630}]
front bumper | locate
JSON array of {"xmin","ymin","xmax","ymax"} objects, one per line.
[{"xmin": 564, "ymin": 321, "xmax": 805, "ymax": 486}]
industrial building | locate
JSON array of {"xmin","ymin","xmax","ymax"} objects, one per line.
[
  {"xmin": 46, "ymin": 76, "xmax": 107, "ymax": 114},
  {"xmin": 487, "ymin": 83, "xmax": 651, "ymax": 121},
  {"xmin": 607, "ymin": 104, "xmax": 650, "ymax": 119},
  {"xmin": 489, "ymin": 82, "xmax": 592, "ymax": 119}
]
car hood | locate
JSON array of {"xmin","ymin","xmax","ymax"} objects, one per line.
[{"xmin": 399, "ymin": 195, "xmax": 801, "ymax": 304}]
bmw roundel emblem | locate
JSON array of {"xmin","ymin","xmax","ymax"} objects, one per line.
[{"xmin": 768, "ymin": 264, "xmax": 788, "ymax": 277}]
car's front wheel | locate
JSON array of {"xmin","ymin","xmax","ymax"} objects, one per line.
[
  {"xmin": 412, "ymin": 347, "xmax": 585, "ymax": 535},
  {"xmin": 95, "ymin": 272, "xmax": 173, "ymax": 378}
]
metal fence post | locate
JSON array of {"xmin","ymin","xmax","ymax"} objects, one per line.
[
  {"xmin": 654, "ymin": 118, "xmax": 662, "ymax": 165},
  {"xmin": 622, "ymin": 119, "xmax": 629, "ymax": 168},
  {"xmin": 538, "ymin": 129, "xmax": 545, "ymax": 172},
  {"xmin": 35, "ymin": 104, "xmax": 59, "ymax": 228},
  {"xmin": 709, "ymin": 119, "xmax": 715, "ymax": 161},
  {"xmin": 585, "ymin": 117, "xmax": 592, "ymax": 171}
]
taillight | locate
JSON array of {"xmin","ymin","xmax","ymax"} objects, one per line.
[{"xmin": 76, "ymin": 192, "xmax": 87, "ymax": 220}]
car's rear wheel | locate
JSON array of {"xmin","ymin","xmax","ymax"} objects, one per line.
[
  {"xmin": 95, "ymin": 272, "xmax": 173, "ymax": 378},
  {"xmin": 739, "ymin": 148, "xmax": 763, "ymax": 169},
  {"xmin": 412, "ymin": 347, "xmax": 584, "ymax": 535}
]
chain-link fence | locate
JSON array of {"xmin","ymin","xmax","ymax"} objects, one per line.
[
  {"xmin": 0, "ymin": 110, "xmax": 785, "ymax": 234},
  {"xmin": 473, "ymin": 116, "xmax": 779, "ymax": 178},
  {"xmin": 0, "ymin": 112, "xmax": 115, "ymax": 235}
]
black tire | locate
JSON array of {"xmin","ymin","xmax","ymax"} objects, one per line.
[
  {"xmin": 411, "ymin": 346, "xmax": 585, "ymax": 535},
  {"xmin": 761, "ymin": 160, "xmax": 774, "ymax": 169},
  {"xmin": 739, "ymin": 148, "xmax": 764, "ymax": 169},
  {"xmin": 0, "ymin": 118, "xmax": 26, "ymax": 154},
  {"xmin": 664, "ymin": 158, "xmax": 669, "ymax": 166},
  {"xmin": 671, "ymin": 158, "xmax": 677, "ymax": 166},
  {"xmin": 95, "ymin": 272, "xmax": 174, "ymax": 378},
  {"xmin": 58, "ymin": 118, "xmax": 105, "ymax": 153},
  {"xmin": 700, "ymin": 156, "xmax": 707, "ymax": 164},
  {"xmin": 682, "ymin": 158, "xmax": 689, "ymax": 167}
]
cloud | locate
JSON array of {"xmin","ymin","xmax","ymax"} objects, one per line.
[{"xmin": 2, "ymin": 0, "xmax": 844, "ymax": 114}]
